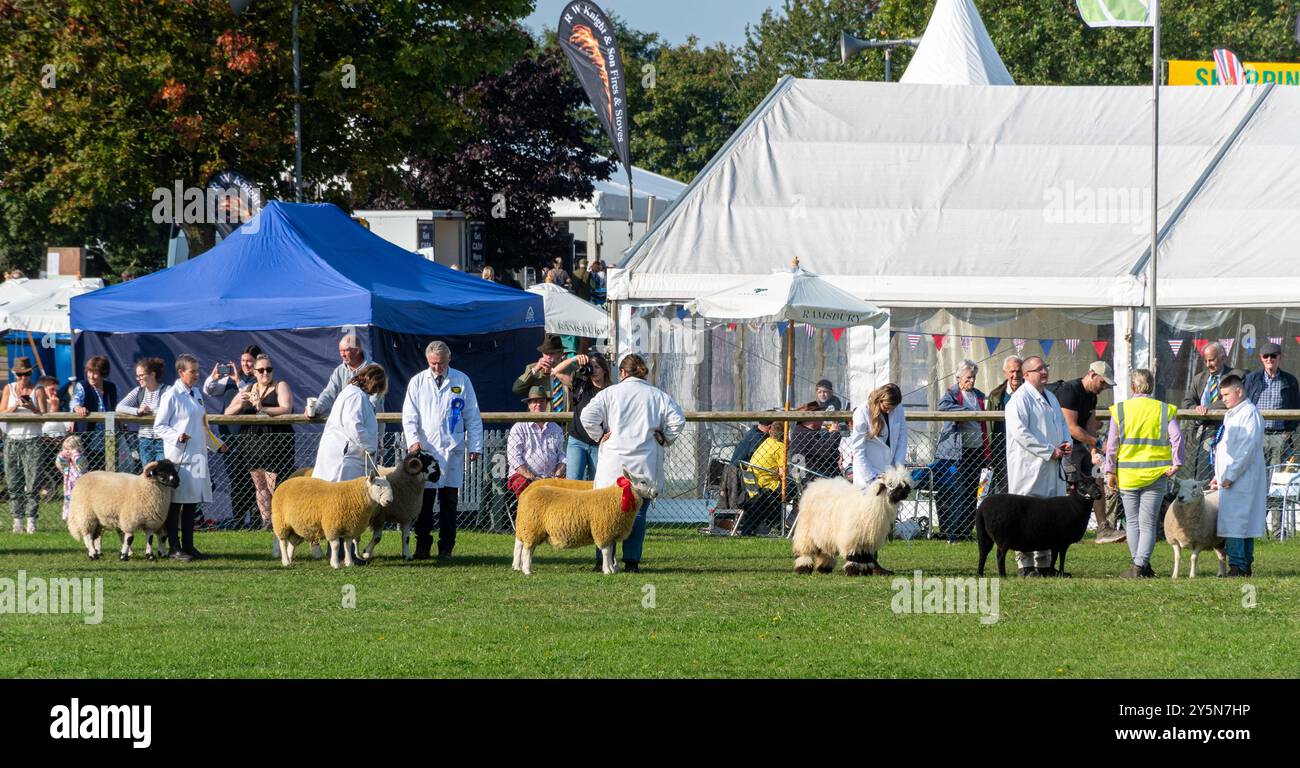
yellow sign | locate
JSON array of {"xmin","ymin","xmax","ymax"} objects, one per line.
[{"xmin": 1169, "ymin": 60, "xmax": 1300, "ymax": 86}]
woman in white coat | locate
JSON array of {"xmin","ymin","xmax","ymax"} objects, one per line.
[
  {"xmin": 845, "ymin": 383, "xmax": 907, "ymax": 574},
  {"xmin": 313, "ymin": 365, "xmax": 387, "ymax": 482},
  {"xmin": 153, "ymin": 354, "xmax": 223, "ymax": 562},
  {"xmin": 1004, "ymin": 356, "xmax": 1071, "ymax": 576},
  {"xmin": 1210, "ymin": 375, "xmax": 1267, "ymax": 576},
  {"xmin": 580, "ymin": 354, "xmax": 686, "ymax": 573}
]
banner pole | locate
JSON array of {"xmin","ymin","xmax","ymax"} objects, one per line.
[
  {"xmin": 1149, "ymin": 0, "xmax": 1160, "ymax": 373},
  {"xmin": 626, "ymin": 166, "xmax": 635, "ymax": 248}
]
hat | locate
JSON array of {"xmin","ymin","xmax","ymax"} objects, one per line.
[
  {"xmin": 816, "ymin": 379, "xmax": 834, "ymax": 391},
  {"xmin": 1088, "ymin": 360, "xmax": 1115, "ymax": 386},
  {"xmin": 522, "ymin": 386, "xmax": 549, "ymax": 403},
  {"xmin": 537, "ymin": 335, "xmax": 565, "ymax": 355},
  {"xmin": 11, "ymin": 357, "xmax": 34, "ymax": 375},
  {"xmin": 1260, "ymin": 341, "xmax": 1282, "ymax": 357}
]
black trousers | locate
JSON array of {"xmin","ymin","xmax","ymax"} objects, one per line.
[
  {"xmin": 166, "ymin": 502, "xmax": 198, "ymax": 553},
  {"xmin": 415, "ymin": 487, "xmax": 459, "ymax": 554}
]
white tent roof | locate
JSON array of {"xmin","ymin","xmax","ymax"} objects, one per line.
[
  {"xmin": 900, "ymin": 0, "xmax": 1013, "ymax": 86},
  {"xmin": 551, "ymin": 162, "xmax": 687, "ymax": 221},
  {"xmin": 527, "ymin": 283, "xmax": 611, "ymax": 338},
  {"xmin": 613, "ymin": 78, "xmax": 1300, "ymax": 308},
  {"xmin": 0, "ymin": 277, "xmax": 105, "ymax": 335}
]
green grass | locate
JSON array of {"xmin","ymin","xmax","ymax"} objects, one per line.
[{"xmin": 2, "ymin": 502, "xmax": 1298, "ymax": 678}]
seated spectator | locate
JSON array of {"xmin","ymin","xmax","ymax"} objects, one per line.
[
  {"xmin": 731, "ymin": 416, "xmax": 774, "ymax": 467},
  {"xmin": 506, "ymin": 386, "xmax": 567, "ymax": 497},
  {"xmin": 815, "ymin": 379, "xmax": 844, "ymax": 411},
  {"xmin": 738, "ymin": 431, "xmax": 787, "ymax": 535},
  {"xmin": 789, "ymin": 402, "xmax": 842, "ymax": 482}
]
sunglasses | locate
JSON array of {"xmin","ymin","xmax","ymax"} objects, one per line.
[
  {"xmin": 14, "ymin": 371, "xmax": 31, "ymax": 376},
  {"xmin": 1262, "ymin": 354, "xmax": 1278, "ymax": 359},
  {"xmin": 255, "ymin": 367, "xmax": 273, "ymax": 374}
]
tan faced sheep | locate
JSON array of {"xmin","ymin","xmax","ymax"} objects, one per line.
[
  {"xmin": 1163, "ymin": 478, "xmax": 1227, "ymax": 578},
  {"xmin": 360, "ymin": 451, "xmax": 439, "ymax": 561},
  {"xmin": 67, "ymin": 461, "xmax": 181, "ymax": 561},
  {"xmin": 512, "ymin": 468, "xmax": 657, "ymax": 575},
  {"xmin": 792, "ymin": 466, "xmax": 914, "ymax": 576},
  {"xmin": 271, "ymin": 473, "xmax": 394, "ymax": 568}
]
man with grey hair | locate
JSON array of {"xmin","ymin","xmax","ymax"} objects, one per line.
[
  {"xmin": 1005, "ymin": 355, "xmax": 1071, "ymax": 576},
  {"xmin": 312, "ymin": 333, "xmax": 383, "ymax": 417},
  {"xmin": 1181, "ymin": 341, "xmax": 1246, "ymax": 482},
  {"xmin": 987, "ymin": 355, "xmax": 1024, "ymax": 494},
  {"xmin": 403, "ymin": 340, "xmax": 482, "ymax": 560}
]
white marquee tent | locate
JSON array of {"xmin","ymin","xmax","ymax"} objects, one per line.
[{"xmin": 899, "ymin": 0, "xmax": 1014, "ymax": 86}]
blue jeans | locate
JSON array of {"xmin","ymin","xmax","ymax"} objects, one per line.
[
  {"xmin": 595, "ymin": 498, "xmax": 651, "ymax": 566},
  {"xmin": 1121, "ymin": 478, "xmax": 1165, "ymax": 568},
  {"xmin": 1225, "ymin": 537, "xmax": 1255, "ymax": 571},
  {"xmin": 567, "ymin": 436, "xmax": 599, "ymax": 482},
  {"xmin": 138, "ymin": 437, "xmax": 165, "ymax": 468}
]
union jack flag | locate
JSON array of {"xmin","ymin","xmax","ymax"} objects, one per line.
[{"xmin": 1213, "ymin": 48, "xmax": 1245, "ymax": 86}]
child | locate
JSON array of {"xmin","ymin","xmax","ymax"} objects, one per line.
[{"xmin": 56, "ymin": 435, "xmax": 88, "ymax": 521}]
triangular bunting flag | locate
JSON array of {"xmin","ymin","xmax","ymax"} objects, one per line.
[
  {"xmin": 984, "ymin": 337, "xmax": 1001, "ymax": 355},
  {"xmin": 906, "ymin": 333, "xmax": 922, "ymax": 350},
  {"xmin": 1092, "ymin": 340, "xmax": 1109, "ymax": 358},
  {"xmin": 1039, "ymin": 339, "xmax": 1055, "ymax": 357},
  {"xmin": 1194, "ymin": 338, "xmax": 1209, "ymax": 355},
  {"xmin": 1013, "ymin": 338, "xmax": 1026, "ymax": 354},
  {"xmin": 932, "ymin": 334, "xmax": 946, "ymax": 352},
  {"xmin": 726, "ymin": 323, "xmax": 736, "ymax": 332},
  {"xmin": 831, "ymin": 328, "xmax": 844, "ymax": 342},
  {"xmin": 960, "ymin": 336, "xmax": 972, "ymax": 351},
  {"xmin": 1243, "ymin": 336, "xmax": 1256, "ymax": 354},
  {"xmin": 805, "ymin": 323, "xmax": 816, "ymax": 338},
  {"xmin": 1295, "ymin": 335, "xmax": 1300, "ymax": 347},
  {"xmin": 676, "ymin": 307, "xmax": 690, "ymax": 320},
  {"xmin": 1269, "ymin": 336, "xmax": 1282, "ymax": 347},
  {"xmin": 1219, "ymin": 338, "xmax": 1235, "ymax": 356},
  {"xmin": 1064, "ymin": 338, "xmax": 1080, "ymax": 354},
  {"xmin": 1168, "ymin": 339, "xmax": 1184, "ymax": 357},
  {"xmin": 747, "ymin": 318, "xmax": 765, "ymax": 332}
]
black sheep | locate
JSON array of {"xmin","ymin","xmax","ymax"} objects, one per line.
[{"xmin": 976, "ymin": 482, "xmax": 1104, "ymax": 578}]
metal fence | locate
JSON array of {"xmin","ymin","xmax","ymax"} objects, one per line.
[{"xmin": 3, "ymin": 410, "xmax": 1298, "ymax": 540}]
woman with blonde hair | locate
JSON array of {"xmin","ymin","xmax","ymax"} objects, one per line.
[{"xmin": 846, "ymin": 383, "xmax": 907, "ymax": 574}]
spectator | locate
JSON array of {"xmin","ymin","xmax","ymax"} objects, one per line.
[
  {"xmin": 55, "ymin": 435, "xmax": 88, "ymax": 522},
  {"xmin": 1181, "ymin": 341, "xmax": 1246, "ymax": 482},
  {"xmin": 225, "ymin": 353, "xmax": 294, "ymax": 530},
  {"xmin": 313, "ymin": 334, "xmax": 383, "ymax": 417},
  {"xmin": 936, "ymin": 360, "xmax": 988, "ymax": 543},
  {"xmin": 506, "ymin": 386, "xmax": 567, "ymax": 497},
  {"xmin": 551, "ymin": 352, "xmax": 612, "ymax": 482},
  {"xmin": 512, "ymin": 334, "xmax": 569, "ymax": 411},
  {"xmin": 1005, "ymin": 355, "xmax": 1071, "ymax": 577},
  {"xmin": 34, "ymin": 374, "xmax": 70, "ymax": 498},
  {"xmin": 1103, "ymin": 368, "xmax": 1183, "ymax": 578},
  {"xmin": 986, "ymin": 355, "xmax": 1023, "ymax": 493},
  {"xmin": 1054, "ymin": 361, "xmax": 1119, "ymax": 543},
  {"xmin": 205, "ymin": 344, "xmax": 261, "ymax": 529},
  {"xmin": 580, "ymin": 353, "xmax": 685, "ymax": 570},
  {"xmin": 1243, "ymin": 341, "xmax": 1298, "ymax": 472},
  {"xmin": 589, "ymin": 260, "xmax": 607, "ymax": 305},
  {"xmin": 4, "ymin": 357, "xmax": 46, "ymax": 534},
  {"xmin": 570, "ymin": 258, "xmax": 592, "ymax": 301},
  {"xmin": 480, "ymin": 266, "xmax": 495, "ymax": 282},
  {"xmin": 789, "ymin": 401, "xmax": 842, "ymax": 482},
  {"xmin": 402, "ymin": 340, "xmax": 483, "ymax": 561},
  {"xmin": 731, "ymin": 417, "xmax": 774, "ymax": 468},
  {"xmin": 547, "ymin": 257, "xmax": 570, "ymax": 288},
  {"xmin": 116, "ymin": 357, "xmax": 167, "ymax": 471},
  {"xmin": 1209, "ymin": 374, "xmax": 1266, "ymax": 576},
  {"xmin": 154, "ymin": 354, "xmax": 226, "ymax": 561},
  {"xmin": 814, "ymin": 379, "xmax": 844, "ymax": 411},
  {"xmin": 69, "ymin": 355, "xmax": 119, "ymax": 470},
  {"xmin": 738, "ymin": 429, "xmax": 787, "ymax": 536}
]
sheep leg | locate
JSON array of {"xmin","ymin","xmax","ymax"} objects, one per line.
[
  {"xmin": 600, "ymin": 543, "xmax": 617, "ymax": 575},
  {"xmin": 977, "ymin": 538, "xmax": 992, "ymax": 577},
  {"xmin": 328, "ymin": 539, "xmax": 342, "ymax": 569},
  {"xmin": 1170, "ymin": 542, "xmax": 1182, "ymax": 579},
  {"xmin": 996, "ymin": 546, "xmax": 1009, "ymax": 578},
  {"xmin": 814, "ymin": 553, "xmax": 835, "ymax": 574},
  {"xmin": 145, "ymin": 534, "xmax": 155, "ymax": 562},
  {"xmin": 1188, "ymin": 549, "xmax": 1199, "ymax": 579},
  {"xmin": 520, "ymin": 545, "xmax": 534, "ymax": 576},
  {"xmin": 512, "ymin": 539, "xmax": 523, "ymax": 571},
  {"xmin": 793, "ymin": 555, "xmax": 815, "ymax": 574},
  {"xmin": 1214, "ymin": 547, "xmax": 1227, "ymax": 577},
  {"xmin": 363, "ymin": 524, "xmax": 382, "ymax": 562},
  {"xmin": 82, "ymin": 533, "xmax": 98, "ymax": 559},
  {"xmin": 343, "ymin": 538, "xmax": 357, "ymax": 567},
  {"xmin": 120, "ymin": 532, "xmax": 133, "ymax": 561},
  {"xmin": 92, "ymin": 533, "xmax": 103, "ymax": 559}
]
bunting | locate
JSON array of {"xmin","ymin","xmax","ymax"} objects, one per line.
[
  {"xmin": 831, "ymin": 328, "xmax": 845, "ymax": 342},
  {"xmin": 1168, "ymin": 339, "xmax": 1183, "ymax": 357},
  {"xmin": 932, "ymin": 334, "xmax": 946, "ymax": 351},
  {"xmin": 1039, "ymin": 339, "xmax": 1055, "ymax": 358},
  {"xmin": 1064, "ymin": 338, "xmax": 1080, "ymax": 354},
  {"xmin": 1013, "ymin": 338, "xmax": 1026, "ymax": 354},
  {"xmin": 1269, "ymin": 336, "xmax": 1282, "ymax": 347},
  {"xmin": 960, "ymin": 336, "xmax": 973, "ymax": 351},
  {"xmin": 907, "ymin": 333, "xmax": 922, "ymax": 350},
  {"xmin": 985, "ymin": 337, "xmax": 1001, "ymax": 356},
  {"xmin": 1219, "ymin": 338, "xmax": 1235, "ymax": 356},
  {"xmin": 1194, "ymin": 339, "xmax": 1210, "ymax": 355},
  {"xmin": 1092, "ymin": 340, "xmax": 1109, "ymax": 358}
]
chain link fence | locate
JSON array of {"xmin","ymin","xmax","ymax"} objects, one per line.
[{"xmin": 3, "ymin": 410, "xmax": 1297, "ymax": 541}]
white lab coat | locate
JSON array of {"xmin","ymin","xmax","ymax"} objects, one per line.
[
  {"xmin": 1004, "ymin": 383, "xmax": 1068, "ymax": 498},
  {"xmin": 580, "ymin": 377, "xmax": 686, "ymax": 493},
  {"xmin": 1215, "ymin": 400, "xmax": 1267, "ymax": 538},
  {"xmin": 849, "ymin": 402, "xmax": 908, "ymax": 488},
  {"xmin": 402, "ymin": 367, "xmax": 482, "ymax": 489},
  {"xmin": 313, "ymin": 384, "xmax": 379, "ymax": 482},
  {"xmin": 152, "ymin": 380, "xmax": 213, "ymax": 504}
]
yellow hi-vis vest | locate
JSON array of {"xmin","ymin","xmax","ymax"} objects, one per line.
[{"xmin": 1109, "ymin": 397, "xmax": 1176, "ymax": 490}]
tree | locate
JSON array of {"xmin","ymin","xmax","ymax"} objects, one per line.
[{"xmin": 0, "ymin": 0, "xmax": 533, "ymax": 276}]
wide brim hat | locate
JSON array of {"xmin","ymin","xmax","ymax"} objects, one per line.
[
  {"xmin": 522, "ymin": 386, "xmax": 549, "ymax": 403},
  {"xmin": 11, "ymin": 357, "xmax": 34, "ymax": 375},
  {"xmin": 537, "ymin": 335, "xmax": 566, "ymax": 355}
]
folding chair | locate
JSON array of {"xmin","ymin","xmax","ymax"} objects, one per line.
[
  {"xmin": 1265, "ymin": 464, "xmax": 1299, "ymax": 540},
  {"xmin": 703, "ymin": 458, "xmax": 743, "ymax": 535}
]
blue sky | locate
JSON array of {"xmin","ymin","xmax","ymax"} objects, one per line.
[{"xmin": 524, "ymin": 0, "xmax": 779, "ymax": 47}]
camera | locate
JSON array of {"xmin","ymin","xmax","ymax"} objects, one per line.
[{"xmin": 218, "ymin": 364, "xmax": 235, "ymax": 376}]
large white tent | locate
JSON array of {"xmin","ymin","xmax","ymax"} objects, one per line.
[
  {"xmin": 0, "ymin": 277, "xmax": 105, "ymax": 335},
  {"xmin": 550, "ymin": 162, "xmax": 687, "ymax": 222},
  {"xmin": 899, "ymin": 0, "xmax": 1014, "ymax": 86}
]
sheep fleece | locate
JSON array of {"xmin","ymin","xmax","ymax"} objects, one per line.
[
  {"xmin": 516, "ymin": 482, "xmax": 640, "ymax": 549},
  {"xmin": 794, "ymin": 477, "xmax": 895, "ymax": 560},
  {"xmin": 272, "ymin": 476, "xmax": 381, "ymax": 543},
  {"xmin": 68, "ymin": 471, "xmax": 172, "ymax": 542}
]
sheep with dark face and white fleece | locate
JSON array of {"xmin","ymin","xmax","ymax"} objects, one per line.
[
  {"xmin": 976, "ymin": 481, "xmax": 1104, "ymax": 577},
  {"xmin": 361, "ymin": 451, "xmax": 440, "ymax": 561},
  {"xmin": 67, "ymin": 460, "xmax": 181, "ymax": 561},
  {"xmin": 1163, "ymin": 478, "xmax": 1227, "ymax": 578},
  {"xmin": 792, "ymin": 466, "xmax": 914, "ymax": 576}
]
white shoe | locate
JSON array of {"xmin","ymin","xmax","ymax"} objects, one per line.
[
  {"xmin": 11, "ymin": 519, "xmax": 21, "ymax": 534},
  {"xmin": 25, "ymin": 518, "xmax": 36, "ymax": 534}
]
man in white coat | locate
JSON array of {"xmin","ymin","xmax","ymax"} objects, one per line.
[
  {"xmin": 403, "ymin": 341, "xmax": 482, "ymax": 560},
  {"xmin": 580, "ymin": 353, "xmax": 685, "ymax": 573},
  {"xmin": 1004, "ymin": 356, "xmax": 1072, "ymax": 577},
  {"xmin": 1210, "ymin": 375, "xmax": 1267, "ymax": 577}
]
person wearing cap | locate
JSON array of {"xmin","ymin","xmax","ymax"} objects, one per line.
[
  {"xmin": 506, "ymin": 386, "xmax": 567, "ymax": 497},
  {"xmin": 1243, "ymin": 341, "xmax": 1299, "ymax": 473},
  {"xmin": 4, "ymin": 357, "xmax": 47, "ymax": 534},
  {"xmin": 512, "ymin": 334, "xmax": 570, "ymax": 412},
  {"xmin": 1103, "ymin": 368, "xmax": 1183, "ymax": 578},
  {"xmin": 814, "ymin": 380, "xmax": 844, "ymax": 412},
  {"xmin": 1054, "ymin": 360, "xmax": 1119, "ymax": 543},
  {"xmin": 1181, "ymin": 342, "xmax": 1247, "ymax": 483}
]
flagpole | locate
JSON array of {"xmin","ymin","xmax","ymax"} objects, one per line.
[
  {"xmin": 1148, "ymin": 0, "xmax": 1160, "ymax": 373},
  {"xmin": 627, "ymin": 167, "xmax": 635, "ymax": 248}
]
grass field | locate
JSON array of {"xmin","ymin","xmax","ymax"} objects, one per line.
[{"xmin": 2, "ymin": 502, "xmax": 1298, "ymax": 678}]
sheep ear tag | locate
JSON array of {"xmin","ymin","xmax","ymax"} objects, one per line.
[{"xmin": 617, "ymin": 476, "xmax": 634, "ymax": 512}]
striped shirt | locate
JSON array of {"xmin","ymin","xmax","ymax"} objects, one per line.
[
  {"xmin": 116, "ymin": 385, "xmax": 163, "ymax": 438},
  {"xmin": 506, "ymin": 422, "xmax": 566, "ymax": 478},
  {"xmin": 1257, "ymin": 371, "xmax": 1285, "ymax": 430}
]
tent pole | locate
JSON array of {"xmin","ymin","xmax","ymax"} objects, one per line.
[
  {"xmin": 1148, "ymin": 1, "xmax": 1160, "ymax": 373},
  {"xmin": 781, "ymin": 317, "xmax": 793, "ymax": 533},
  {"xmin": 24, "ymin": 331, "xmax": 47, "ymax": 375},
  {"xmin": 626, "ymin": 167, "xmax": 635, "ymax": 248}
]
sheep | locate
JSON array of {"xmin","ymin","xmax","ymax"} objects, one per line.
[
  {"xmin": 66, "ymin": 460, "xmax": 181, "ymax": 562},
  {"xmin": 1163, "ymin": 479, "xmax": 1227, "ymax": 578},
  {"xmin": 360, "ymin": 451, "xmax": 440, "ymax": 561},
  {"xmin": 792, "ymin": 466, "xmax": 914, "ymax": 576},
  {"xmin": 271, "ymin": 473, "xmax": 394, "ymax": 568},
  {"xmin": 975, "ymin": 481, "xmax": 1103, "ymax": 578},
  {"xmin": 511, "ymin": 467, "xmax": 657, "ymax": 575}
]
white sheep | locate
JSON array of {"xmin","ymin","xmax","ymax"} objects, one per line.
[
  {"xmin": 1163, "ymin": 478, "xmax": 1227, "ymax": 578},
  {"xmin": 67, "ymin": 460, "xmax": 181, "ymax": 561},
  {"xmin": 512, "ymin": 468, "xmax": 657, "ymax": 575},
  {"xmin": 360, "ymin": 451, "xmax": 439, "ymax": 561},
  {"xmin": 271, "ymin": 473, "xmax": 394, "ymax": 568},
  {"xmin": 792, "ymin": 466, "xmax": 914, "ymax": 576}
]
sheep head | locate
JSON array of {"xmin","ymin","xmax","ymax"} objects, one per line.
[
  {"xmin": 620, "ymin": 466, "xmax": 658, "ymax": 500},
  {"xmin": 404, "ymin": 450, "xmax": 440, "ymax": 484},
  {"xmin": 143, "ymin": 460, "xmax": 181, "ymax": 490},
  {"xmin": 366, "ymin": 475, "xmax": 395, "ymax": 506},
  {"xmin": 873, "ymin": 465, "xmax": 914, "ymax": 504},
  {"xmin": 1067, "ymin": 478, "xmax": 1104, "ymax": 503},
  {"xmin": 1168, "ymin": 478, "xmax": 1203, "ymax": 505}
]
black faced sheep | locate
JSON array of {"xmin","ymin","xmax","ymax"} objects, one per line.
[
  {"xmin": 67, "ymin": 460, "xmax": 181, "ymax": 561},
  {"xmin": 975, "ymin": 481, "xmax": 1104, "ymax": 578},
  {"xmin": 792, "ymin": 466, "xmax": 914, "ymax": 576}
]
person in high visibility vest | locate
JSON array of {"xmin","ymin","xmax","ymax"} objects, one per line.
[{"xmin": 1102, "ymin": 369, "xmax": 1184, "ymax": 578}]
